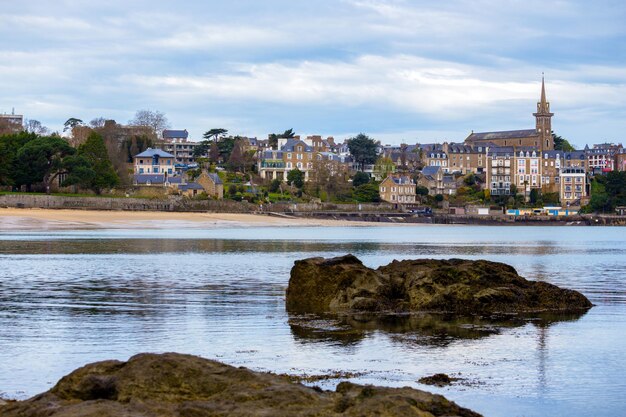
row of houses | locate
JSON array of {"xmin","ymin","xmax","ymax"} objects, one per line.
[
  {"xmin": 132, "ymin": 148, "xmax": 224, "ymax": 198},
  {"xmin": 122, "ymin": 78, "xmax": 622, "ymax": 206}
]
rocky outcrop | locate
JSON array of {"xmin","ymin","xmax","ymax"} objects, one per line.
[
  {"xmin": 286, "ymin": 255, "xmax": 592, "ymax": 314},
  {"xmin": 419, "ymin": 373, "xmax": 455, "ymax": 387},
  {"xmin": 0, "ymin": 352, "xmax": 481, "ymax": 417}
]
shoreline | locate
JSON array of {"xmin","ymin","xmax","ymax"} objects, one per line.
[
  {"xmin": 1, "ymin": 208, "xmax": 623, "ymax": 230},
  {"xmin": 0, "ymin": 208, "xmax": 398, "ymax": 230}
]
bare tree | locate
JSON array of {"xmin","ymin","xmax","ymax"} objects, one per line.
[
  {"xmin": 89, "ymin": 117, "xmax": 107, "ymax": 128},
  {"xmin": 23, "ymin": 119, "xmax": 50, "ymax": 135},
  {"xmin": 129, "ymin": 110, "xmax": 170, "ymax": 138}
]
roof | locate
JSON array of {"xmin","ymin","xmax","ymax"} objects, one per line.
[
  {"xmin": 421, "ymin": 166, "xmax": 441, "ymax": 176},
  {"xmin": 386, "ymin": 176, "xmax": 413, "ymax": 185},
  {"xmin": 168, "ymin": 176, "xmax": 184, "ymax": 184},
  {"xmin": 133, "ymin": 174, "xmax": 166, "ymax": 184},
  {"xmin": 564, "ymin": 151, "xmax": 586, "ymax": 160},
  {"xmin": 561, "ymin": 166, "xmax": 585, "ymax": 174},
  {"xmin": 162, "ymin": 129, "xmax": 189, "ymax": 139},
  {"xmin": 261, "ymin": 150, "xmax": 283, "ymax": 160},
  {"xmin": 487, "ymin": 146, "xmax": 515, "ymax": 156},
  {"xmin": 466, "ymin": 129, "xmax": 538, "ymax": 142},
  {"xmin": 179, "ymin": 182, "xmax": 204, "ymax": 191},
  {"xmin": 135, "ymin": 148, "xmax": 175, "ymax": 158},
  {"xmin": 281, "ymin": 139, "xmax": 313, "ymax": 152},
  {"xmin": 206, "ymin": 173, "xmax": 223, "ymax": 184}
]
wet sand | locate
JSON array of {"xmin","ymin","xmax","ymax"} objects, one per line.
[{"xmin": 0, "ymin": 208, "xmax": 387, "ymax": 230}]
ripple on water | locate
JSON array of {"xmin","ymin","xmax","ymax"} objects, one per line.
[{"xmin": 0, "ymin": 225, "xmax": 625, "ymax": 417}]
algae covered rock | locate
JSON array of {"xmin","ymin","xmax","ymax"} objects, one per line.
[
  {"xmin": 0, "ymin": 352, "xmax": 481, "ymax": 417},
  {"xmin": 286, "ymin": 255, "xmax": 592, "ymax": 314}
]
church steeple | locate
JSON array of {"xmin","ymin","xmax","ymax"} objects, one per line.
[
  {"xmin": 533, "ymin": 74, "xmax": 554, "ymax": 150},
  {"xmin": 537, "ymin": 75, "xmax": 550, "ymax": 114}
]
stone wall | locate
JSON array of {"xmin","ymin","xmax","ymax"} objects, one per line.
[
  {"xmin": 0, "ymin": 194, "xmax": 254, "ymax": 213},
  {"xmin": 0, "ymin": 194, "xmax": 393, "ymax": 214}
]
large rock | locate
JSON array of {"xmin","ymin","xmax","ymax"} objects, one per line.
[
  {"xmin": 286, "ymin": 255, "xmax": 592, "ymax": 314},
  {"xmin": 0, "ymin": 352, "xmax": 481, "ymax": 417}
]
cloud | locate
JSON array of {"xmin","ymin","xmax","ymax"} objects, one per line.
[
  {"xmin": 1, "ymin": 0, "xmax": 626, "ymax": 144},
  {"xmin": 125, "ymin": 54, "xmax": 626, "ymax": 117}
]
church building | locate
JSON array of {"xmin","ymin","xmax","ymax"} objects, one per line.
[{"xmin": 464, "ymin": 77, "xmax": 554, "ymax": 151}]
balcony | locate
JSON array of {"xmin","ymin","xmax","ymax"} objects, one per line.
[{"xmin": 260, "ymin": 161, "xmax": 285, "ymax": 169}]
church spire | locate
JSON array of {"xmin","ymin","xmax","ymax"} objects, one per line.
[
  {"xmin": 538, "ymin": 73, "xmax": 549, "ymax": 113},
  {"xmin": 533, "ymin": 74, "xmax": 554, "ymax": 150}
]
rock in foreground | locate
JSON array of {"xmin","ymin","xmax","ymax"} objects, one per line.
[
  {"xmin": 286, "ymin": 255, "xmax": 592, "ymax": 314},
  {"xmin": 0, "ymin": 353, "xmax": 481, "ymax": 417}
]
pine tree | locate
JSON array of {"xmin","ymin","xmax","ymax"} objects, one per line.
[{"xmin": 76, "ymin": 132, "xmax": 119, "ymax": 194}]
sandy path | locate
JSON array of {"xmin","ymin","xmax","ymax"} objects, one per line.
[{"xmin": 0, "ymin": 208, "xmax": 387, "ymax": 230}]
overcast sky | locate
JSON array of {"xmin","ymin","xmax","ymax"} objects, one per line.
[{"xmin": 2, "ymin": 0, "xmax": 626, "ymax": 148}]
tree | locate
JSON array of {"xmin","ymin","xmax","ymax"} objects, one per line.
[
  {"xmin": 217, "ymin": 136, "xmax": 236, "ymax": 162},
  {"xmin": 193, "ymin": 140, "xmax": 210, "ymax": 158},
  {"xmin": 552, "ymin": 131, "xmax": 575, "ymax": 152},
  {"xmin": 73, "ymin": 132, "xmax": 119, "ymax": 194},
  {"xmin": 399, "ymin": 143, "xmax": 409, "ymax": 170},
  {"xmin": 268, "ymin": 129, "xmax": 296, "ymax": 149},
  {"xmin": 352, "ymin": 171, "xmax": 370, "ymax": 188},
  {"xmin": 0, "ymin": 132, "xmax": 38, "ymax": 186},
  {"xmin": 13, "ymin": 136, "xmax": 75, "ymax": 192},
  {"xmin": 587, "ymin": 171, "xmax": 626, "ymax": 212},
  {"xmin": 269, "ymin": 178, "xmax": 281, "ymax": 193},
  {"xmin": 463, "ymin": 174, "xmax": 477, "ymax": 186},
  {"xmin": 64, "ymin": 118, "xmax": 83, "ymax": 132},
  {"xmin": 203, "ymin": 128, "xmax": 228, "ymax": 142},
  {"xmin": 415, "ymin": 186, "xmax": 429, "ymax": 196},
  {"xmin": 209, "ymin": 141, "xmax": 220, "ymax": 163},
  {"xmin": 23, "ymin": 119, "xmax": 49, "ymax": 136},
  {"xmin": 287, "ymin": 168, "xmax": 305, "ymax": 189},
  {"xmin": 347, "ymin": 133, "xmax": 378, "ymax": 171},
  {"xmin": 227, "ymin": 139, "xmax": 245, "ymax": 172},
  {"xmin": 353, "ymin": 183, "xmax": 381, "ymax": 202},
  {"xmin": 89, "ymin": 117, "xmax": 107, "ymax": 128},
  {"xmin": 129, "ymin": 110, "xmax": 170, "ymax": 138},
  {"xmin": 373, "ymin": 156, "xmax": 395, "ymax": 180},
  {"xmin": 529, "ymin": 188, "xmax": 541, "ymax": 205}
]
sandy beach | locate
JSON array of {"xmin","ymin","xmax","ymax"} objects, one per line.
[{"xmin": 0, "ymin": 208, "xmax": 388, "ymax": 230}]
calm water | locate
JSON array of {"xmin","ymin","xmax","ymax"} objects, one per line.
[{"xmin": 0, "ymin": 225, "xmax": 625, "ymax": 417}]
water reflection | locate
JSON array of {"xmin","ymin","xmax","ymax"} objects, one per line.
[
  {"xmin": 0, "ymin": 238, "xmax": 622, "ymax": 257},
  {"xmin": 0, "ymin": 226, "xmax": 624, "ymax": 417},
  {"xmin": 289, "ymin": 311, "xmax": 589, "ymax": 348}
]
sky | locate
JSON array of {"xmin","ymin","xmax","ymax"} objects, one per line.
[{"xmin": 2, "ymin": 1, "xmax": 626, "ymax": 148}]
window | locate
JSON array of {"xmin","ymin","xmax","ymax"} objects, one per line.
[
  {"xmin": 287, "ymin": 153, "xmax": 292, "ymax": 159},
  {"xmin": 139, "ymin": 168, "xmax": 144, "ymax": 174}
]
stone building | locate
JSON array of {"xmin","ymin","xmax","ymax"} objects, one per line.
[
  {"xmin": 418, "ymin": 166, "xmax": 444, "ymax": 195},
  {"xmin": 379, "ymin": 175, "xmax": 416, "ymax": 205},
  {"xmin": 465, "ymin": 77, "xmax": 554, "ymax": 152},
  {"xmin": 196, "ymin": 171, "xmax": 224, "ymax": 199}
]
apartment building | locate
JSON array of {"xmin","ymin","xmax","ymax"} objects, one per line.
[
  {"xmin": 379, "ymin": 175, "xmax": 416, "ymax": 205},
  {"xmin": 560, "ymin": 167, "xmax": 586, "ymax": 205}
]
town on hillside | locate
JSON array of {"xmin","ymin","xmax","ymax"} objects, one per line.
[{"xmin": 1, "ymin": 79, "xmax": 625, "ymax": 216}]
